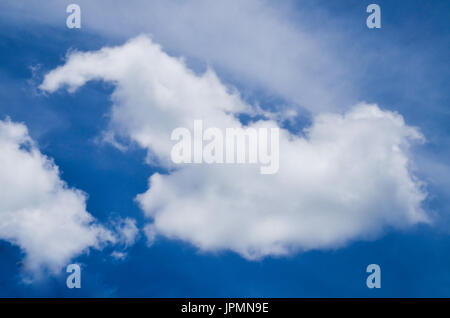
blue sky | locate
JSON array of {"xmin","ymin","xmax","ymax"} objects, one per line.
[{"xmin": 0, "ymin": 1, "xmax": 449, "ymax": 297}]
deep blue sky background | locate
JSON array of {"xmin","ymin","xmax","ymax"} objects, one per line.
[{"xmin": 0, "ymin": 1, "xmax": 449, "ymax": 297}]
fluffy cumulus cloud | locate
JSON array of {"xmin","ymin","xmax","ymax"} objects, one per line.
[
  {"xmin": 0, "ymin": 118, "xmax": 120, "ymax": 273},
  {"xmin": 138, "ymin": 105, "xmax": 427, "ymax": 258},
  {"xmin": 41, "ymin": 35, "xmax": 250, "ymax": 165},
  {"xmin": 41, "ymin": 36, "xmax": 428, "ymax": 259}
]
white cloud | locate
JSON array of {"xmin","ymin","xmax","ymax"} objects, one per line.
[
  {"xmin": 4, "ymin": 0, "xmax": 356, "ymax": 113},
  {"xmin": 111, "ymin": 251, "xmax": 127, "ymax": 260},
  {"xmin": 137, "ymin": 104, "xmax": 428, "ymax": 258},
  {"xmin": 0, "ymin": 118, "xmax": 118, "ymax": 274},
  {"xmin": 143, "ymin": 224, "xmax": 157, "ymax": 247},
  {"xmin": 113, "ymin": 217, "xmax": 139, "ymax": 247},
  {"xmin": 40, "ymin": 35, "xmax": 252, "ymax": 166},
  {"xmin": 40, "ymin": 36, "xmax": 428, "ymax": 259}
]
